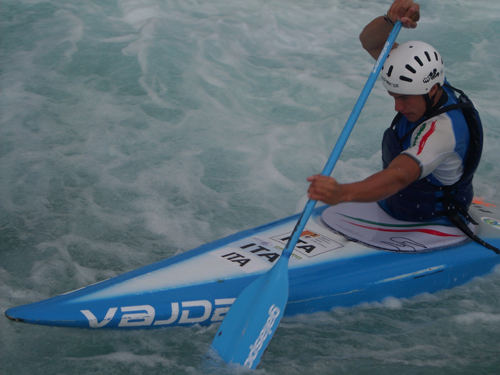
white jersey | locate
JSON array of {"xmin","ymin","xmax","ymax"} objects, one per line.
[{"xmin": 401, "ymin": 112, "xmax": 469, "ymax": 186}]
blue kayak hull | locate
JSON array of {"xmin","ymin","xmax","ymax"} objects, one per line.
[{"xmin": 5, "ymin": 202, "xmax": 500, "ymax": 329}]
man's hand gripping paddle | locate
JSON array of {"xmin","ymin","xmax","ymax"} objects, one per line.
[{"xmin": 210, "ymin": 21, "xmax": 403, "ymax": 369}]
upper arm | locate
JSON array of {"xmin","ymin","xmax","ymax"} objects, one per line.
[{"xmin": 386, "ymin": 154, "xmax": 421, "ymax": 189}]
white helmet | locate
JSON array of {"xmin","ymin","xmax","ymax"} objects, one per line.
[{"xmin": 381, "ymin": 41, "xmax": 445, "ymax": 95}]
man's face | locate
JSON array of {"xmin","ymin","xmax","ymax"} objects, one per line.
[{"xmin": 388, "ymin": 92, "xmax": 427, "ymax": 123}]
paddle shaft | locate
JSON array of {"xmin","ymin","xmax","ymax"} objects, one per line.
[
  {"xmin": 211, "ymin": 21, "xmax": 402, "ymax": 369},
  {"xmin": 282, "ymin": 21, "xmax": 402, "ymax": 261}
]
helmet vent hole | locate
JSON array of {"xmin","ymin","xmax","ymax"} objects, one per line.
[
  {"xmin": 425, "ymin": 51, "xmax": 431, "ymax": 62},
  {"xmin": 405, "ymin": 64, "xmax": 416, "ymax": 74},
  {"xmin": 434, "ymin": 52, "xmax": 439, "ymax": 61},
  {"xmin": 387, "ymin": 65, "xmax": 393, "ymax": 77},
  {"xmin": 399, "ymin": 75, "xmax": 413, "ymax": 83},
  {"xmin": 414, "ymin": 56, "xmax": 423, "ymax": 66}
]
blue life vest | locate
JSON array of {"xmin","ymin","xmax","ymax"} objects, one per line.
[{"xmin": 379, "ymin": 83, "xmax": 483, "ymax": 222}]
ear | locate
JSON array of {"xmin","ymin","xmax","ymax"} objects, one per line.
[{"xmin": 429, "ymin": 83, "xmax": 440, "ymax": 97}]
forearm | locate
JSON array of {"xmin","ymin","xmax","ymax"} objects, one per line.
[
  {"xmin": 307, "ymin": 155, "xmax": 421, "ymax": 206},
  {"xmin": 359, "ymin": 1, "xmax": 420, "ymax": 60},
  {"xmin": 339, "ymin": 167, "xmax": 414, "ymax": 203},
  {"xmin": 359, "ymin": 16, "xmax": 394, "ymax": 60}
]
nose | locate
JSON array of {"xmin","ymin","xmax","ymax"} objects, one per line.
[{"xmin": 394, "ymin": 98, "xmax": 404, "ymax": 113}]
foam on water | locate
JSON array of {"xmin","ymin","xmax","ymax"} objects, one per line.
[{"xmin": 1, "ymin": 0, "xmax": 500, "ymax": 374}]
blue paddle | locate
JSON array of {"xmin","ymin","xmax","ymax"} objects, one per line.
[{"xmin": 211, "ymin": 21, "xmax": 402, "ymax": 369}]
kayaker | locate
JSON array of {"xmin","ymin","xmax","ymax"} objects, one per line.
[{"xmin": 307, "ymin": 0, "xmax": 484, "ymax": 226}]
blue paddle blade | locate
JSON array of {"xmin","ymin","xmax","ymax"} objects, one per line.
[{"xmin": 211, "ymin": 256, "xmax": 289, "ymax": 369}]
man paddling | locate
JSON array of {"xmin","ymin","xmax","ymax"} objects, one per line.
[{"xmin": 307, "ymin": 0, "xmax": 484, "ymax": 225}]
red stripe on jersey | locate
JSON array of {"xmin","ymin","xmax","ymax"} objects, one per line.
[{"xmin": 417, "ymin": 120, "xmax": 437, "ymax": 155}]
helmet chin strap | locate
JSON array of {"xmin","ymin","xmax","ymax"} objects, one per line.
[{"xmin": 423, "ymin": 85, "xmax": 441, "ymax": 117}]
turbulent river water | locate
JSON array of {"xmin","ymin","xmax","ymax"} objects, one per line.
[{"xmin": 1, "ymin": 0, "xmax": 500, "ymax": 374}]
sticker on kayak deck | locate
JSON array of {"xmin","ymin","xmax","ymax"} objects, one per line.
[
  {"xmin": 481, "ymin": 217, "xmax": 500, "ymax": 230},
  {"xmin": 270, "ymin": 229, "xmax": 344, "ymax": 258},
  {"xmin": 210, "ymin": 237, "xmax": 285, "ymax": 274},
  {"xmin": 321, "ymin": 202, "xmax": 473, "ymax": 252}
]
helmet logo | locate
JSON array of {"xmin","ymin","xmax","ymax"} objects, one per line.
[
  {"xmin": 381, "ymin": 75, "xmax": 399, "ymax": 88},
  {"xmin": 423, "ymin": 69, "xmax": 440, "ymax": 83}
]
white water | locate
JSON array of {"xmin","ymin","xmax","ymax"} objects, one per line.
[{"xmin": 1, "ymin": 0, "xmax": 500, "ymax": 374}]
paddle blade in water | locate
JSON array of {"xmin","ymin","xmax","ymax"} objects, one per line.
[{"xmin": 211, "ymin": 257, "xmax": 289, "ymax": 369}]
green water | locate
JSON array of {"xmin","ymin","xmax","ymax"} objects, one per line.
[{"xmin": 1, "ymin": 0, "xmax": 500, "ymax": 373}]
